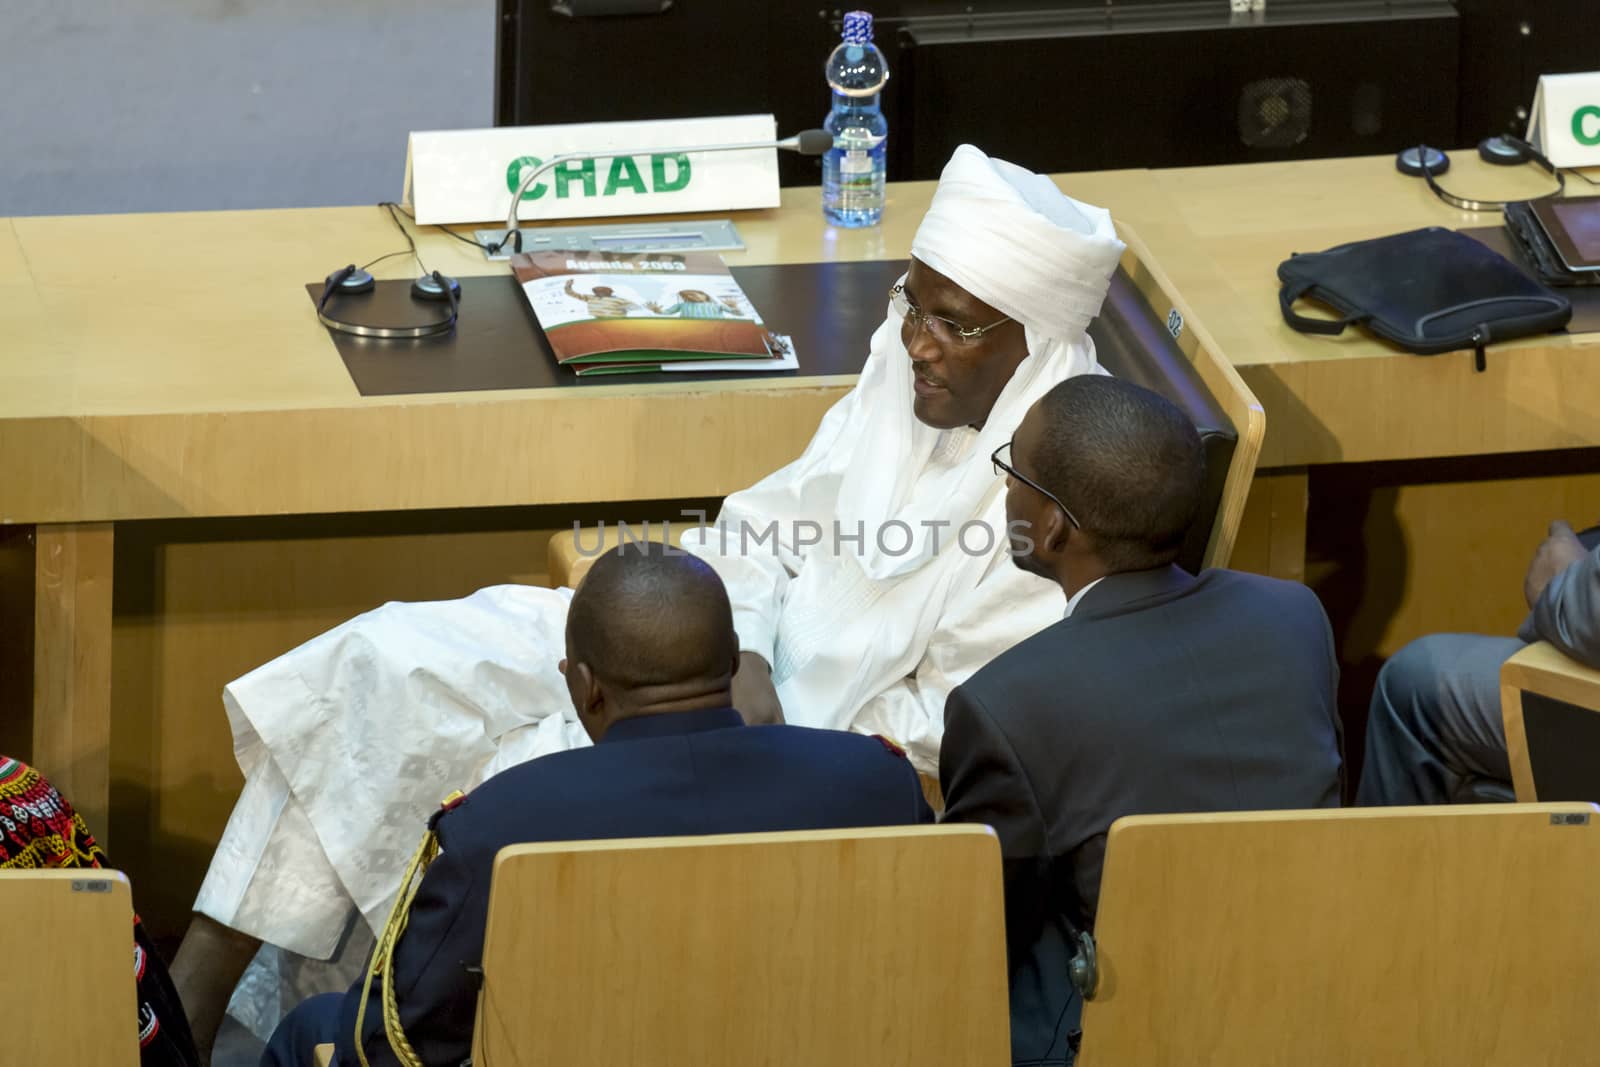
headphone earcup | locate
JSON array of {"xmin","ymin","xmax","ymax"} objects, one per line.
[
  {"xmin": 1498, "ymin": 134, "xmax": 1557, "ymax": 176},
  {"xmin": 411, "ymin": 273, "xmax": 461, "ymax": 302},
  {"xmin": 329, "ymin": 266, "xmax": 376, "ymax": 294},
  {"xmin": 1479, "ymin": 135, "xmax": 1530, "ymax": 166},
  {"xmin": 318, "ymin": 265, "xmax": 374, "ymax": 313},
  {"xmin": 1396, "ymin": 146, "xmax": 1449, "ymax": 178}
]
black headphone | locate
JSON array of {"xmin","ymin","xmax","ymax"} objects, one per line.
[
  {"xmin": 316, "ymin": 264, "xmax": 462, "ymax": 339},
  {"xmin": 1397, "ymin": 135, "xmax": 1565, "ymax": 212}
]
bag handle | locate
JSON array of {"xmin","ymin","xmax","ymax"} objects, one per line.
[{"xmin": 1278, "ymin": 281, "xmax": 1367, "ymax": 336}]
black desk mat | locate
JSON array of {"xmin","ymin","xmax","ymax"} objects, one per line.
[
  {"xmin": 307, "ymin": 260, "xmax": 909, "ymax": 397},
  {"xmin": 1459, "ymin": 227, "xmax": 1600, "ymax": 335}
]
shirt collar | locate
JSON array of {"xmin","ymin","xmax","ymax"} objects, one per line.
[
  {"xmin": 933, "ymin": 425, "xmax": 979, "ymax": 462},
  {"xmin": 1063, "ymin": 577, "xmax": 1105, "ymax": 619},
  {"xmin": 598, "ymin": 707, "xmax": 744, "ymax": 745}
]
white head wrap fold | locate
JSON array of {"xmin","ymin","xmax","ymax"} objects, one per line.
[{"xmin": 834, "ymin": 144, "xmax": 1126, "ymax": 581}]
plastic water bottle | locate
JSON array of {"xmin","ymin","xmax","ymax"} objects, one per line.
[{"xmin": 822, "ymin": 10, "xmax": 889, "ymax": 228}]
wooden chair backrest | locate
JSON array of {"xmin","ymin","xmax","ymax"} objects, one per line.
[
  {"xmin": 472, "ymin": 825, "xmax": 1010, "ymax": 1066},
  {"xmin": 0, "ymin": 868, "xmax": 138, "ymax": 1066},
  {"xmin": 1079, "ymin": 804, "xmax": 1600, "ymax": 1066},
  {"xmin": 1502, "ymin": 640, "xmax": 1600, "ymax": 802},
  {"xmin": 1094, "ymin": 228, "xmax": 1263, "ymax": 574}
]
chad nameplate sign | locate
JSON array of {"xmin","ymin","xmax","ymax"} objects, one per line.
[
  {"xmin": 1526, "ymin": 72, "xmax": 1600, "ymax": 169},
  {"xmin": 403, "ymin": 114, "xmax": 782, "ymax": 226}
]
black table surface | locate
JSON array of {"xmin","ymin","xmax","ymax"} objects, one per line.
[{"xmin": 306, "ymin": 260, "xmax": 909, "ymax": 397}]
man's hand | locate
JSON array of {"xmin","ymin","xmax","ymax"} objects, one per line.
[
  {"xmin": 732, "ymin": 651, "xmax": 785, "ymax": 725},
  {"xmin": 1525, "ymin": 520, "xmax": 1589, "ymax": 608}
]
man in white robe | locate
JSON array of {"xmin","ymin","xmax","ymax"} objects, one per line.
[{"xmin": 172, "ymin": 143, "xmax": 1127, "ymax": 1056}]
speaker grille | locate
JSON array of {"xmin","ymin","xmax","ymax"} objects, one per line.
[{"xmin": 1239, "ymin": 77, "xmax": 1312, "ymax": 148}]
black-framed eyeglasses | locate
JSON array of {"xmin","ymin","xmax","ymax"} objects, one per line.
[
  {"xmin": 890, "ymin": 284, "xmax": 1011, "ymax": 346},
  {"xmin": 992, "ymin": 440, "xmax": 1081, "ymax": 528}
]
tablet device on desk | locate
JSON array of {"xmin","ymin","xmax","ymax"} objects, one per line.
[{"xmin": 1530, "ymin": 196, "xmax": 1600, "ymax": 273}]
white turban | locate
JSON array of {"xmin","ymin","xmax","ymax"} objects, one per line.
[
  {"xmin": 834, "ymin": 144, "xmax": 1126, "ymax": 581},
  {"xmin": 911, "ymin": 144, "xmax": 1126, "ymax": 339}
]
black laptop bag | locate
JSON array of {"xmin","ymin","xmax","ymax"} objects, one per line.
[{"xmin": 1276, "ymin": 226, "xmax": 1571, "ymax": 372}]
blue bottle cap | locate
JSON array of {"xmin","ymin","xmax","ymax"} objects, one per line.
[{"xmin": 842, "ymin": 10, "xmax": 873, "ymax": 45}]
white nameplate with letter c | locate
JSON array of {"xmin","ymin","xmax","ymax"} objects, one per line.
[
  {"xmin": 1526, "ymin": 72, "xmax": 1600, "ymax": 169},
  {"xmin": 402, "ymin": 114, "xmax": 782, "ymax": 227}
]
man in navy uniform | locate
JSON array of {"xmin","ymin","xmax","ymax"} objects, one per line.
[{"xmin": 262, "ymin": 542, "xmax": 933, "ymax": 1066}]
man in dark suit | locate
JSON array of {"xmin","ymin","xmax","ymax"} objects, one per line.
[
  {"xmin": 262, "ymin": 542, "xmax": 932, "ymax": 1067},
  {"xmin": 939, "ymin": 376, "xmax": 1344, "ymax": 1066}
]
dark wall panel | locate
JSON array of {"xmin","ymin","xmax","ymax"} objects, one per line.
[
  {"xmin": 1454, "ymin": 0, "xmax": 1600, "ymax": 140},
  {"xmin": 496, "ymin": 2, "xmax": 1592, "ymax": 182},
  {"xmin": 499, "ymin": 3, "xmax": 769, "ymax": 123},
  {"xmin": 498, "ymin": 2, "xmax": 835, "ymax": 186},
  {"xmin": 898, "ymin": 14, "xmax": 1458, "ymax": 175}
]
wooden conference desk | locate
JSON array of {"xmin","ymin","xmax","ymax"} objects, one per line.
[{"xmin": 1, "ymin": 155, "xmax": 1596, "ymax": 934}]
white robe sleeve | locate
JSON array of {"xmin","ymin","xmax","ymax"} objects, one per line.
[
  {"xmin": 852, "ymin": 547, "xmax": 1065, "ymax": 775},
  {"xmin": 679, "ymin": 387, "xmax": 865, "ymax": 663}
]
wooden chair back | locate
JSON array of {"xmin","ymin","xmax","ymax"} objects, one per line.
[
  {"xmin": 471, "ymin": 825, "xmax": 1010, "ymax": 1066},
  {"xmin": 1079, "ymin": 804, "xmax": 1600, "ymax": 1066},
  {"xmin": 1093, "ymin": 228, "xmax": 1262, "ymax": 574},
  {"xmin": 1502, "ymin": 640, "xmax": 1600, "ymax": 802},
  {"xmin": 0, "ymin": 868, "xmax": 138, "ymax": 1066}
]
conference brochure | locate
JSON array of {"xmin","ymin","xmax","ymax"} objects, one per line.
[{"xmin": 510, "ymin": 251, "xmax": 796, "ymax": 376}]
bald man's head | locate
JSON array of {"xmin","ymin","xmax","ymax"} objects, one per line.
[{"xmin": 563, "ymin": 542, "xmax": 739, "ymax": 736}]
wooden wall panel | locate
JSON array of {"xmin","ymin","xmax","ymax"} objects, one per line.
[
  {"xmin": 32, "ymin": 524, "xmax": 114, "ymax": 838},
  {"xmin": 1228, "ymin": 470, "xmax": 1308, "ymax": 583}
]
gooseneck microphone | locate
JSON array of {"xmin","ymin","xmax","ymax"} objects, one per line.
[{"xmin": 487, "ymin": 129, "xmax": 834, "ymax": 256}]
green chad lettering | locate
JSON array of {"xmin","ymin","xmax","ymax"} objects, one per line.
[
  {"xmin": 651, "ymin": 153, "xmax": 692, "ymax": 193},
  {"xmin": 1573, "ymin": 105, "xmax": 1600, "ymax": 147},
  {"xmin": 554, "ymin": 158, "xmax": 598, "ymax": 199},
  {"xmin": 506, "ymin": 156, "xmax": 547, "ymax": 201},
  {"xmin": 604, "ymin": 156, "xmax": 649, "ymax": 196}
]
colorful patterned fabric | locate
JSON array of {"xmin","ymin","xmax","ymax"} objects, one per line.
[
  {"xmin": 0, "ymin": 757, "xmax": 200, "ymax": 1067},
  {"xmin": 0, "ymin": 756, "xmax": 106, "ymax": 867}
]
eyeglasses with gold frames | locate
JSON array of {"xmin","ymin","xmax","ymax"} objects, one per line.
[
  {"xmin": 992, "ymin": 440, "xmax": 1081, "ymax": 528},
  {"xmin": 890, "ymin": 284, "xmax": 1012, "ymax": 346}
]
